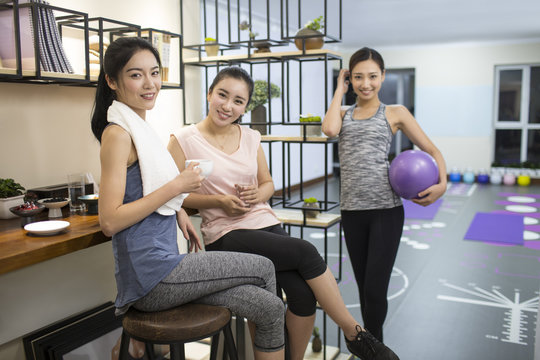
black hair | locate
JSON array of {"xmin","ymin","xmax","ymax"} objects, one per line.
[
  {"xmin": 91, "ymin": 37, "xmax": 161, "ymax": 142},
  {"xmin": 349, "ymin": 47, "xmax": 385, "ymax": 73},
  {"xmin": 208, "ymin": 67, "xmax": 254, "ymax": 123}
]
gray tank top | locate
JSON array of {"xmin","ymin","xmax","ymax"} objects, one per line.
[{"xmin": 338, "ymin": 103, "xmax": 402, "ymax": 210}]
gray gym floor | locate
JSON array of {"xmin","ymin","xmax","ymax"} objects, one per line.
[{"xmin": 291, "ymin": 178, "xmax": 540, "ymax": 360}]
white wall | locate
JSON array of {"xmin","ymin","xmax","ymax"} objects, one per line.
[
  {"xmin": 335, "ymin": 40, "xmax": 540, "ymax": 171},
  {"xmin": 0, "ymin": 1, "xmax": 193, "ymax": 358}
]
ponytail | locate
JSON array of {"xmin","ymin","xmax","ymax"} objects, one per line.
[{"xmin": 91, "ymin": 69, "xmax": 115, "ymax": 142}]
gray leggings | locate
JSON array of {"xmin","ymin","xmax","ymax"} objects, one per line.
[{"xmin": 134, "ymin": 251, "xmax": 285, "ymax": 352}]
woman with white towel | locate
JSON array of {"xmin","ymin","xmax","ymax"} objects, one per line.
[{"xmin": 91, "ymin": 37, "xmax": 285, "ymax": 360}]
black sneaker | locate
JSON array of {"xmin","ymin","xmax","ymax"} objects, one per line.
[{"xmin": 345, "ymin": 326, "xmax": 399, "ymax": 360}]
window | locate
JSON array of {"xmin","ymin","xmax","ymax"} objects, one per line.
[{"xmin": 494, "ymin": 65, "xmax": 540, "ymax": 165}]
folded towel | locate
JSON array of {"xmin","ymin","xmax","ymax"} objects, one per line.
[{"xmin": 107, "ymin": 100, "xmax": 186, "ymax": 215}]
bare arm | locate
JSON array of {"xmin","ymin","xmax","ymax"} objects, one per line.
[
  {"xmin": 98, "ymin": 126, "xmax": 202, "ymax": 237},
  {"xmin": 322, "ymin": 68, "xmax": 349, "ymax": 137},
  {"xmin": 389, "ymin": 105, "xmax": 447, "ymax": 205}
]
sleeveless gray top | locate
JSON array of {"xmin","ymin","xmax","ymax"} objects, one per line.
[
  {"xmin": 112, "ymin": 161, "xmax": 184, "ymax": 310},
  {"xmin": 338, "ymin": 104, "xmax": 402, "ymax": 210}
]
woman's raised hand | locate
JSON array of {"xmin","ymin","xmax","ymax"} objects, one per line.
[{"xmin": 336, "ymin": 68, "xmax": 350, "ymax": 96}]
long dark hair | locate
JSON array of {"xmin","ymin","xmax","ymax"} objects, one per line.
[
  {"xmin": 349, "ymin": 47, "xmax": 385, "ymax": 73},
  {"xmin": 91, "ymin": 37, "xmax": 161, "ymax": 142},
  {"xmin": 208, "ymin": 67, "xmax": 254, "ymax": 123}
]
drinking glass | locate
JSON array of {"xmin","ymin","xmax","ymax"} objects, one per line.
[{"xmin": 67, "ymin": 173, "xmax": 86, "ymax": 214}]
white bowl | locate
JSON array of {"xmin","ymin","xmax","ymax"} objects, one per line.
[{"xmin": 39, "ymin": 198, "xmax": 69, "ymax": 218}]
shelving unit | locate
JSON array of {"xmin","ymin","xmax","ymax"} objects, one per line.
[
  {"xmin": 180, "ymin": 1, "xmax": 344, "ymax": 358},
  {"xmin": 0, "ymin": 1, "xmax": 183, "ymax": 88}
]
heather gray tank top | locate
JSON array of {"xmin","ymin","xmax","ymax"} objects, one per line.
[{"xmin": 338, "ymin": 104, "xmax": 402, "ymax": 210}]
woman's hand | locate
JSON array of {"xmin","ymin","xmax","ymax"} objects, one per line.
[
  {"xmin": 177, "ymin": 208, "xmax": 202, "ymax": 252},
  {"xmin": 219, "ymin": 194, "xmax": 250, "ymax": 216},
  {"xmin": 235, "ymin": 183, "xmax": 259, "ymax": 207},
  {"xmin": 412, "ymin": 182, "xmax": 446, "ymax": 206},
  {"xmin": 176, "ymin": 162, "xmax": 203, "ymax": 194},
  {"xmin": 336, "ymin": 68, "xmax": 350, "ymax": 96}
]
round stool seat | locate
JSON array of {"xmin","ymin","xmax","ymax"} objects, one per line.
[{"xmin": 123, "ymin": 304, "xmax": 231, "ymax": 343}]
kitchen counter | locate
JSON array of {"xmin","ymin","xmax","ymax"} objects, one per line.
[{"xmin": 0, "ymin": 213, "xmax": 109, "ymax": 275}]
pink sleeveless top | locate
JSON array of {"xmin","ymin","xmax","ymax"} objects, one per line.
[{"xmin": 175, "ymin": 125, "xmax": 280, "ymax": 244}]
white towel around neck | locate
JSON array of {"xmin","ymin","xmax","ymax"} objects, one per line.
[{"xmin": 107, "ymin": 100, "xmax": 186, "ymax": 215}]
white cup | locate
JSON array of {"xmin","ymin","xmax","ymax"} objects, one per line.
[{"xmin": 185, "ymin": 159, "xmax": 214, "ymax": 178}]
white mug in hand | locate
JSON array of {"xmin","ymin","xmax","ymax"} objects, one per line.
[{"xmin": 185, "ymin": 159, "xmax": 214, "ymax": 178}]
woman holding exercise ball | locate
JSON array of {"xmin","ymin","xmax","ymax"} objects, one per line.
[{"xmin": 322, "ymin": 47, "xmax": 447, "ymax": 342}]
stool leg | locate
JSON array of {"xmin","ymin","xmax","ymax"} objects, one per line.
[
  {"xmin": 145, "ymin": 342, "xmax": 155, "ymax": 360},
  {"xmin": 169, "ymin": 342, "xmax": 185, "ymax": 360},
  {"xmin": 210, "ymin": 333, "xmax": 220, "ymax": 360},
  {"xmin": 223, "ymin": 323, "xmax": 238, "ymax": 360},
  {"xmin": 118, "ymin": 331, "xmax": 130, "ymax": 360}
]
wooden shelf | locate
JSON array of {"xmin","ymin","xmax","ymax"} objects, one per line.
[
  {"xmin": 0, "ymin": 67, "xmax": 87, "ymax": 80},
  {"xmin": 184, "ymin": 49, "xmax": 341, "ymax": 64},
  {"xmin": 261, "ymin": 134, "xmax": 337, "ymax": 143},
  {"xmin": 304, "ymin": 344, "xmax": 341, "ymax": 360},
  {"xmin": 273, "ymin": 209, "xmax": 341, "ymax": 228}
]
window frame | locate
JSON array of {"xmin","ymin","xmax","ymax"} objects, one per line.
[{"xmin": 493, "ymin": 64, "xmax": 540, "ymax": 164}]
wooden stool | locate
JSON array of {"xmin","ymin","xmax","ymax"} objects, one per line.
[{"xmin": 119, "ymin": 303, "xmax": 238, "ymax": 360}]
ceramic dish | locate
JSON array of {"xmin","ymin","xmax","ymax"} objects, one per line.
[
  {"xmin": 38, "ymin": 198, "xmax": 69, "ymax": 218},
  {"xmin": 78, "ymin": 194, "xmax": 99, "ymax": 215},
  {"xmin": 24, "ymin": 220, "xmax": 70, "ymax": 236},
  {"xmin": 9, "ymin": 203, "xmax": 46, "ymax": 227}
]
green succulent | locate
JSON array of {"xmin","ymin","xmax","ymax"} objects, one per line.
[
  {"xmin": 247, "ymin": 80, "xmax": 281, "ymax": 112},
  {"xmin": 299, "ymin": 114, "xmax": 321, "ymax": 122},
  {"xmin": 0, "ymin": 178, "xmax": 25, "ymax": 198},
  {"xmin": 204, "ymin": 37, "xmax": 216, "ymax": 42},
  {"xmin": 304, "ymin": 197, "xmax": 318, "ymax": 204},
  {"xmin": 304, "ymin": 16, "xmax": 324, "ymax": 31}
]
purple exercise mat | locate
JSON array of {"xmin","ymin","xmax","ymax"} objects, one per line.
[
  {"xmin": 464, "ymin": 212, "xmax": 524, "ymax": 245},
  {"xmin": 403, "ymin": 199, "xmax": 443, "ymax": 220}
]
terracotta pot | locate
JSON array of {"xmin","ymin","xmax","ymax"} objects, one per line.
[
  {"xmin": 300, "ymin": 123, "xmax": 321, "ymax": 137},
  {"xmin": 294, "ymin": 28, "xmax": 324, "ymax": 51},
  {"xmin": 250, "ymin": 105, "xmax": 267, "ymax": 135},
  {"xmin": 205, "ymin": 43, "xmax": 219, "ymax": 57}
]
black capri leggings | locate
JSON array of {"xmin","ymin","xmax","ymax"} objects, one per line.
[{"xmin": 205, "ymin": 224, "xmax": 328, "ymax": 316}]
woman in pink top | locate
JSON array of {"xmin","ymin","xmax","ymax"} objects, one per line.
[{"xmin": 168, "ymin": 67, "xmax": 399, "ymax": 360}]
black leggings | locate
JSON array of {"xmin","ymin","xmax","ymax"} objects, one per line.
[
  {"xmin": 205, "ymin": 224, "xmax": 328, "ymax": 316},
  {"xmin": 341, "ymin": 206, "xmax": 404, "ymax": 342}
]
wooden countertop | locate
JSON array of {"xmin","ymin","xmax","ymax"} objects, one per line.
[{"xmin": 0, "ymin": 213, "xmax": 110, "ymax": 275}]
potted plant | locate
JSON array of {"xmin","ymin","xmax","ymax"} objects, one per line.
[
  {"xmin": 204, "ymin": 37, "xmax": 219, "ymax": 57},
  {"xmin": 247, "ymin": 80, "xmax": 281, "ymax": 135},
  {"xmin": 239, "ymin": 20, "xmax": 270, "ymax": 53},
  {"xmin": 0, "ymin": 178, "xmax": 26, "ymax": 219},
  {"xmin": 295, "ymin": 15, "xmax": 324, "ymax": 51},
  {"xmin": 311, "ymin": 326, "xmax": 322, "ymax": 353},
  {"xmin": 299, "ymin": 113, "xmax": 322, "ymax": 137},
  {"xmin": 302, "ymin": 197, "xmax": 320, "ymax": 218}
]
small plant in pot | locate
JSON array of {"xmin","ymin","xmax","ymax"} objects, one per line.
[
  {"xmin": 299, "ymin": 113, "xmax": 322, "ymax": 137},
  {"xmin": 247, "ymin": 80, "xmax": 281, "ymax": 135},
  {"xmin": 311, "ymin": 326, "xmax": 322, "ymax": 352},
  {"xmin": 295, "ymin": 15, "xmax": 324, "ymax": 51},
  {"xmin": 204, "ymin": 37, "xmax": 219, "ymax": 57},
  {"xmin": 239, "ymin": 20, "xmax": 270, "ymax": 53},
  {"xmin": 0, "ymin": 178, "xmax": 26, "ymax": 219},
  {"xmin": 302, "ymin": 197, "xmax": 320, "ymax": 218}
]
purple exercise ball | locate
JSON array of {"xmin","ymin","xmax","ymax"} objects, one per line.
[{"xmin": 389, "ymin": 150, "xmax": 439, "ymax": 199}]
